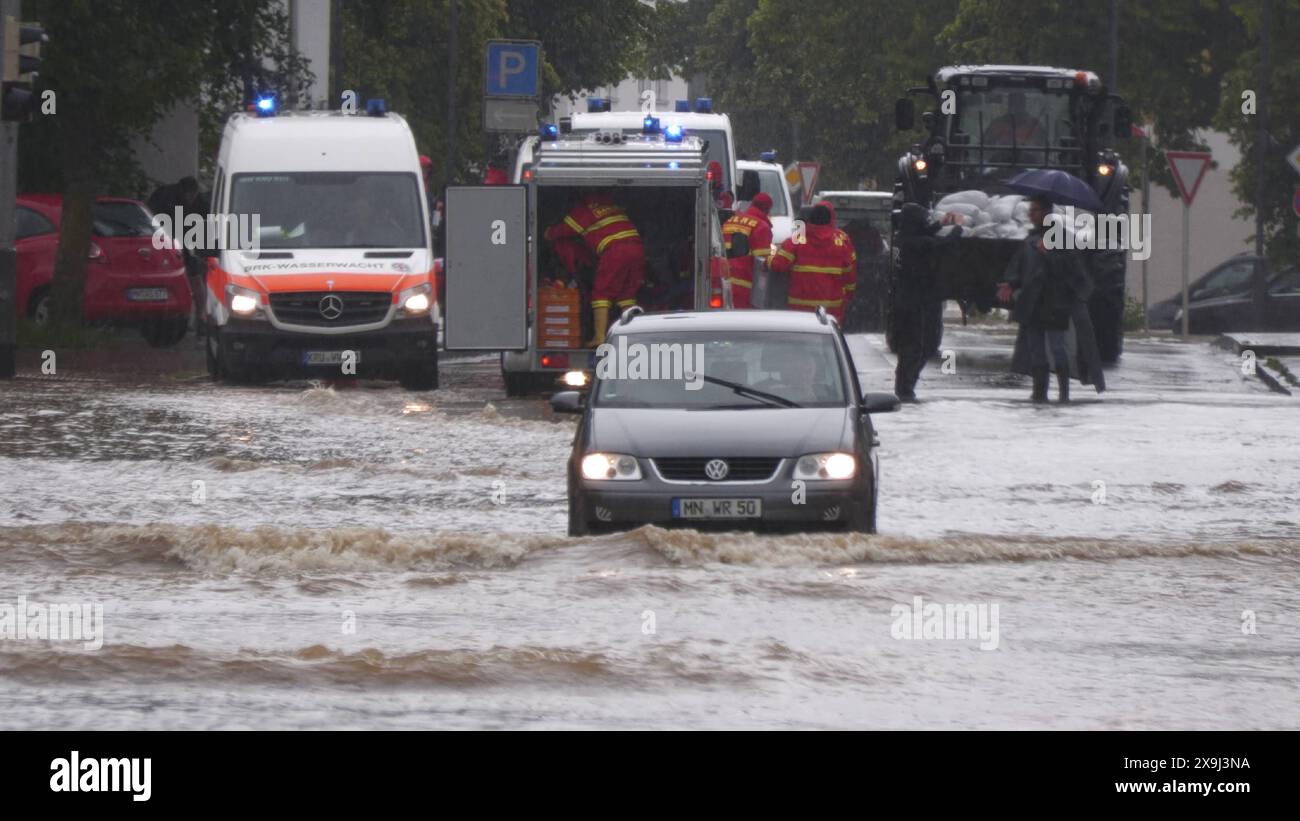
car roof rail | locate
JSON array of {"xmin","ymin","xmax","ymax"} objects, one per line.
[
  {"xmin": 618, "ymin": 305, "xmax": 645, "ymax": 326},
  {"xmin": 815, "ymin": 306, "xmax": 829, "ymax": 325}
]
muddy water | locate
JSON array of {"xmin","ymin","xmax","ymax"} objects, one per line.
[{"xmin": 1, "ymin": 341, "xmax": 1297, "ymax": 729}]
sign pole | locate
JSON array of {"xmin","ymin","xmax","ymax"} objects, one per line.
[
  {"xmin": 1141, "ymin": 131, "xmax": 1150, "ymax": 332},
  {"xmin": 0, "ymin": 0, "xmax": 21, "ymax": 379},
  {"xmin": 1180, "ymin": 201, "xmax": 1190, "ymax": 339},
  {"xmin": 1164, "ymin": 149, "xmax": 1212, "ymax": 340}
]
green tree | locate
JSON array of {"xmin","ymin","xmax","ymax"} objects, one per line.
[
  {"xmin": 337, "ymin": 0, "xmax": 679, "ymax": 192},
  {"xmin": 1214, "ymin": 0, "xmax": 1300, "ymax": 263},
  {"xmin": 939, "ymin": 0, "xmax": 1249, "ymax": 197},
  {"xmin": 18, "ymin": 0, "xmax": 310, "ymax": 329}
]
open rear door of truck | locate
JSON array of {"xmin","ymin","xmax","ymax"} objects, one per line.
[{"xmin": 444, "ymin": 185, "xmax": 528, "ymax": 351}]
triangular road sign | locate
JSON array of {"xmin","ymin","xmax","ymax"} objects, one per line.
[
  {"xmin": 1165, "ymin": 150, "xmax": 1212, "ymax": 206},
  {"xmin": 797, "ymin": 162, "xmax": 820, "ymax": 205}
]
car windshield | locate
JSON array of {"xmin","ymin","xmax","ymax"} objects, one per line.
[
  {"xmin": 594, "ymin": 330, "xmax": 847, "ymax": 409},
  {"xmin": 755, "ymin": 169, "xmax": 789, "ymax": 216},
  {"xmin": 93, "ymin": 201, "xmax": 155, "ymax": 238},
  {"xmin": 229, "ymin": 172, "xmax": 425, "ymax": 249}
]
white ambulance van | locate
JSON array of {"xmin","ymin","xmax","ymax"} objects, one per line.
[{"xmin": 202, "ymin": 100, "xmax": 439, "ymax": 389}]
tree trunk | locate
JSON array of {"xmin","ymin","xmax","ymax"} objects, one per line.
[
  {"xmin": 49, "ymin": 118, "xmax": 98, "ymax": 330},
  {"xmin": 49, "ymin": 189, "xmax": 93, "ymax": 329}
]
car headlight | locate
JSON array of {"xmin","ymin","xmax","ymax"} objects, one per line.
[
  {"xmin": 226, "ymin": 285, "xmax": 262, "ymax": 317},
  {"xmin": 563, "ymin": 370, "xmax": 589, "ymax": 388},
  {"xmin": 399, "ymin": 282, "xmax": 433, "ymax": 315},
  {"xmin": 794, "ymin": 452, "xmax": 857, "ymax": 480},
  {"xmin": 581, "ymin": 453, "xmax": 642, "ymax": 481}
]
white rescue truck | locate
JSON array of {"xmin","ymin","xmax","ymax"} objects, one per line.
[
  {"xmin": 202, "ymin": 100, "xmax": 439, "ymax": 389},
  {"xmin": 446, "ymin": 124, "xmax": 727, "ymax": 395}
]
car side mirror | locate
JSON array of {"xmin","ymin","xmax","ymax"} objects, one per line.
[
  {"xmin": 895, "ymin": 97, "xmax": 915, "ymax": 131},
  {"xmin": 550, "ymin": 391, "xmax": 584, "ymax": 413},
  {"xmin": 862, "ymin": 392, "xmax": 900, "ymax": 413}
]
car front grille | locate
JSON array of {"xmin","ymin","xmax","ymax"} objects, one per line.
[
  {"xmin": 269, "ymin": 291, "xmax": 391, "ymax": 327},
  {"xmin": 652, "ymin": 457, "xmax": 781, "ymax": 482}
]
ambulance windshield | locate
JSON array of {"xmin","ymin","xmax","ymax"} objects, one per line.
[{"xmin": 230, "ymin": 172, "xmax": 425, "ymax": 249}]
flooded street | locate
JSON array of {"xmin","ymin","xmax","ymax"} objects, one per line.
[{"xmin": 2, "ymin": 330, "xmax": 1297, "ymax": 729}]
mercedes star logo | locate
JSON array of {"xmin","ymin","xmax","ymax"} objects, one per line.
[
  {"xmin": 704, "ymin": 459, "xmax": 730, "ymax": 481},
  {"xmin": 319, "ymin": 294, "xmax": 344, "ymax": 320}
]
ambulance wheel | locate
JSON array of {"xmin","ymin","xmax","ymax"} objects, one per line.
[
  {"xmin": 504, "ymin": 369, "xmax": 533, "ymax": 397},
  {"xmin": 212, "ymin": 328, "xmax": 259, "ymax": 384},
  {"xmin": 399, "ymin": 353, "xmax": 439, "ymax": 391}
]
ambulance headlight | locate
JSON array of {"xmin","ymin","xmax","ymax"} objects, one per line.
[
  {"xmin": 563, "ymin": 370, "xmax": 589, "ymax": 387},
  {"xmin": 399, "ymin": 283, "xmax": 433, "ymax": 315},
  {"xmin": 226, "ymin": 285, "xmax": 261, "ymax": 316}
]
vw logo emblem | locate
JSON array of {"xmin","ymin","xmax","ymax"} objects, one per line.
[
  {"xmin": 319, "ymin": 294, "xmax": 344, "ymax": 320},
  {"xmin": 704, "ymin": 459, "xmax": 730, "ymax": 481}
]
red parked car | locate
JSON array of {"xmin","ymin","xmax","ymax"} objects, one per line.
[{"xmin": 15, "ymin": 194, "xmax": 193, "ymax": 346}]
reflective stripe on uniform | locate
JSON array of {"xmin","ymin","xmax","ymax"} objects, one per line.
[
  {"xmin": 790, "ymin": 264, "xmax": 852, "ymax": 275},
  {"xmin": 584, "ymin": 213, "xmax": 633, "ymax": 235},
  {"xmin": 591, "ymin": 298, "xmax": 611, "ymax": 309},
  {"xmin": 774, "ymin": 247, "xmax": 796, "ymax": 263},
  {"xmin": 615, "ymin": 297, "xmax": 638, "ymax": 308},
  {"xmin": 564, "ymin": 215, "xmax": 585, "ymax": 234},
  {"xmin": 596, "ymin": 230, "xmax": 640, "ymax": 254},
  {"xmin": 787, "ymin": 296, "xmax": 843, "ymax": 308},
  {"xmin": 727, "ymin": 277, "xmax": 753, "ymax": 289}
]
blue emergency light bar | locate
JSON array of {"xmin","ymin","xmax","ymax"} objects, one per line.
[
  {"xmin": 586, "ymin": 97, "xmax": 612, "ymax": 113},
  {"xmin": 695, "ymin": 98, "xmax": 713, "ymax": 113},
  {"xmin": 674, "ymin": 100, "xmax": 690, "ymax": 112},
  {"xmin": 366, "ymin": 98, "xmax": 386, "ymax": 116},
  {"xmin": 253, "ymin": 95, "xmax": 277, "ymax": 116},
  {"xmin": 759, "ymin": 150, "xmax": 777, "ymax": 162},
  {"xmin": 664, "ymin": 123, "xmax": 684, "ymax": 142},
  {"xmin": 642, "ymin": 116, "xmax": 660, "ymax": 134},
  {"xmin": 539, "ymin": 122, "xmax": 559, "ymax": 141}
]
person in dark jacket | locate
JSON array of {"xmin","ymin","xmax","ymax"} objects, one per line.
[
  {"xmin": 147, "ymin": 176, "xmax": 208, "ymax": 334},
  {"xmin": 999, "ymin": 195, "xmax": 1094, "ymax": 403},
  {"xmin": 892, "ymin": 203, "xmax": 960, "ymax": 401}
]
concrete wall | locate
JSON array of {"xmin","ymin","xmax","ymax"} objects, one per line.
[
  {"xmin": 130, "ymin": 104, "xmax": 200, "ymax": 190},
  {"xmin": 289, "ymin": 0, "xmax": 331, "ymax": 109}
]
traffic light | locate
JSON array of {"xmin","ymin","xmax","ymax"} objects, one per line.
[{"xmin": 2, "ymin": 19, "xmax": 47, "ymax": 122}]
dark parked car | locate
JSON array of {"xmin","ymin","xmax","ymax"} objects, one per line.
[
  {"xmin": 551, "ymin": 309, "xmax": 899, "ymax": 535},
  {"xmin": 1148, "ymin": 254, "xmax": 1300, "ymax": 334}
]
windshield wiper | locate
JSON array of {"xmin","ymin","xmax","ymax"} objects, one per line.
[{"xmin": 689, "ymin": 373, "xmax": 801, "ymax": 408}]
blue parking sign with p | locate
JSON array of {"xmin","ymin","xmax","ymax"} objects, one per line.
[{"xmin": 485, "ymin": 41, "xmax": 540, "ymax": 98}]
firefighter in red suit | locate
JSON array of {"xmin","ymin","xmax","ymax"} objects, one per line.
[
  {"xmin": 722, "ymin": 192, "xmax": 774, "ymax": 308},
  {"xmin": 769, "ymin": 201, "xmax": 856, "ymax": 322},
  {"xmin": 544, "ymin": 192, "xmax": 646, "ymax": 345}
]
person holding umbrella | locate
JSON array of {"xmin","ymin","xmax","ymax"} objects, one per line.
[
  {"xmin": 998, "ymin": 194, "xmax": 1094, "ymax": 403},
  {"xmin": 1000, "ymin": 170, "xmax": 1107, "ymax": 402}
]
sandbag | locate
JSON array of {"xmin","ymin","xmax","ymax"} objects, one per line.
[{"xmin": 937, "ymin": 190, "xmax": 991, "ymax": 211}]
